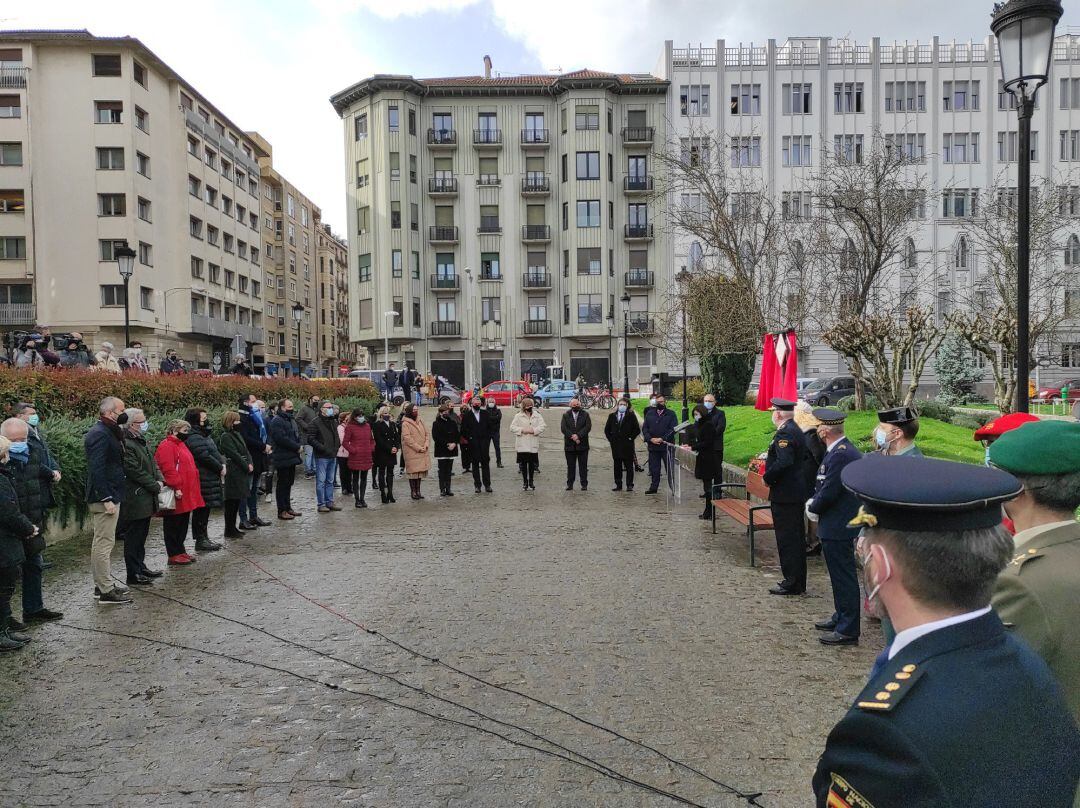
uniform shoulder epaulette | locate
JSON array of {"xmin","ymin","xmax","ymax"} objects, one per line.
[
  {"xmin": 856, "ymin": 663, "xmax": 925, "ymax": 712},
  {"xmin": 1006, "ymin": 547, "xmax": 1044, "ymax": 573}
]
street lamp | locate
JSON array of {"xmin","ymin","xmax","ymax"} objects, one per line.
[
  {"xmin": 991, "ymin": 0, "xmax": 1062, "ymax": 412},
  {"xmin": 114, "ymin": 243, "xmax": 137, "ymax": 349},
  {"xmin": 291, "ymin": 302, "xmax": 304, "ymax": 377},
  {"xmin": 675, "ymin": 268, "xmax": 692, "ymax": 428},
  {"xmin": 620, "ymin": 291, "xmax": 631, "ymax": 398}
]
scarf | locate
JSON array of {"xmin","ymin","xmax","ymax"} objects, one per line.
[{"xmin": 8, "ymin": 446, "xmax": 29, "ymax": 464}]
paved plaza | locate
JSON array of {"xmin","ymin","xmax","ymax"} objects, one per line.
[{"xmin": 0, "ymin": 412, "xmax": 880, "ymax": 807}]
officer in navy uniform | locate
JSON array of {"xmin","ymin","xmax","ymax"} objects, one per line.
[
  {"xmin": 814, "ymin": 454, "xmax": 1080, "ymax": 808},
  {"xmin": 806, "ymin": 408, "xmax": 863, "ymax": 646},
  {"xmin": 762, "ymin": 398, "xmax": 809, "ymax": 595}
]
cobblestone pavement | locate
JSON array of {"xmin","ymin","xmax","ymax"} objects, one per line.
[{"xmin": 0, "ymin": 408, "xmax": 881, "ymax": 807}]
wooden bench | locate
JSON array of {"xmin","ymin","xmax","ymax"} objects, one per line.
[{"xmin": 711, "ymin": 471, "xmax": 774, "ymax": 567}]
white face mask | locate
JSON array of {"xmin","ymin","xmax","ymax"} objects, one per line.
[
  {"xmin": 649, "ymin": 398, "xmax": 657, "ymax": 408},
  {"xmin": 617, "ymin": 404, "xmax": 628, "ymax": 413}
]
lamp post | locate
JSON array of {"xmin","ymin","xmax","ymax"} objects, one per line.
[
  {"xmin": 675, "ymin": 268, "xmax": 692, "ymax": 427},
  {"xmin": 114, "ymin": 243, "xmax": 136, "ymax": 349},
  {"xmin": 991, "ymin": 0, "xmax": 1062, "ymax": 413},
  {"xmin": 291, "ymin": 302, "xmax": 303, "ymax": 377},
  {"xmin": 620, "ymin": 292, "xmax": 631, "ymax": 398}
]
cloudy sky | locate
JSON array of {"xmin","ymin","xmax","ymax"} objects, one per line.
[{"xmin": 8, "ymin": 0, "xmax": 1078, "ymax": 231}]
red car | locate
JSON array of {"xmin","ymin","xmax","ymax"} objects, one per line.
[
  {"xmin": 1034, "ymin": 378, "xmax": 1080, "ymax": 402},
  {"xmin": 462, "ymin": 380, "xmax": 534, "ymax": 406}
]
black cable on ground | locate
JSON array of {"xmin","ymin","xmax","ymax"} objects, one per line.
[{"xmin": 55, "ymin": 621, "xmax": 711, "ymax": 808}]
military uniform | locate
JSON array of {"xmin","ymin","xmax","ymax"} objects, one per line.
[{"xmin": 762, "ymin": 398, "xmax": 809, "ymax": 594}]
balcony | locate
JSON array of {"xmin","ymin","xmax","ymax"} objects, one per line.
[
  {"xmin": 0, "ymin": 66, "xmax": 27, "ymax": 89},
  {"xmin": 624, "ymin": 223, "xmax": 654, "ymax": 241},
  {"xmin": 522, "ymin": 271, "xmax": 551, "ymax": 290},
  {"xmin": 476, "ymin": 174, "xmax": 501, "ymax": 187},
  {"xmin": 623, "ymin": 175, "xmax": 653, "ymax": 194},
  {"xmin": 522, "ymin": 224, "xmax": 551, "ymax": 243},
  {"xmin": 625, "ymin": 269, "xmax": 654, "ymax": 289},
  {"xmin": 430, "ymin": 274, "xmax": 460, "ymax": 291},
  {"xmin": 626, "ymin": 313, "xmax": 655, "ymax": 335},
  {"xmin": 427, "ymin": 128, "xmax": 457, "ymax": 148},
  {"xmin": 473, "ymin": 128, "xmax": 502, "ymax": 148},
  {"xmin": 520, "ymin": 128, "xmax": 550, "ymax": 147},
  {"xmin": 0, "ymin": 302, "xmax": 35, "ymax": 326},
  {"xmin": 523, "ymin": 319, "xmax": 552, "ymax": 336},
  {"xmin": 478, "ymin": 216, "xmax": 501, "ymax": 235},
  {"xmin": 430, "ymin": 320, "xmax": 461, "ymax": 337},
  {"xmin": 427, "ymin": 177, "xmax": 458, "ymax": 196},
  {"xmin": 622, "ymin": 126, "xmax": 655, "ymax": 145},
  {"xmin": 521, "ymin": 175, "xmax": 551, "ymax": 195},
  {"xmin": 428, "ymin": 225, "xmax": 459, "ymax": 244}
]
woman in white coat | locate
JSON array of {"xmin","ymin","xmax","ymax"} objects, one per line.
[{"xmin": 509, "ymin": 397, "xmax": 545, "ymax": 491}]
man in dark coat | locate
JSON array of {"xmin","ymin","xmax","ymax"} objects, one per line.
[
  {"xmin": 237, "ymin": 396, "xmax": 270, "ymax": 529},
  {"xmin": 813, "ymin": 455, "xmax": 1080, "ymax": 807},
  {"xmin": 762, "ymin": 398, "xmax": 809, "ymax": 596},
  {"xmin": 0, "ymin": 448, "xmax": 36, "ymax": 650},
  {"xmin": 604, "ymin": 397, "xmax": 641, "ymax": 492},
  {"xmin": 183, "ymin": 408, "xmax": 224, "ymax": 551},
  {"xmin": 486, "ymin": 399, "xmax": 504, "ymax": 467},
  {"xmin": 382, "ymin": 363, "xmax": 398, "ymax": 400},
  {"xmin": 560, "ymin": 398, "xmax": 591, "ymax": 491},
  {"xmin": 641, "ymin": 395, "xmax": 677, "ymax": 494},
  {"xmin": 83, "ymin": 397, "xmax": 131, "ymax": 603},
  {"xmin": 118, "ymin": 408, "xmax": 163, "ymax": 585},
  {"xmin": 307, "ymin": 400, "xmax": 343, "ymax": 512},
  {"xmin": 806, "ymin": 409, "xmax": 863, "ymax": 645},
  {"xmin": 159, "ymin": 349, "xmax": 184, "ymax": 375},
  {"xmin": 459, "ymin": 396, "xmax": 494, "ymax": 493},
  {"xmin": 702, "ymin": 393, "xmax": 726, "ymax": 505},
  {"xmin": 269, "ymin": 400, "xmax": 303, "ymax": 519}
]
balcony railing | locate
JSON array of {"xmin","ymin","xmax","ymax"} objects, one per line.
[
  {"xmin": 523, "ymin": 319, "xmax": 552, "ymax": 336},
  {"xmin": 622, "ymin": 126, "xmax": 655, "ymax": 144},
  {"xmin": 623, "ymin": 175, "xmax": 653, "ymax": 193},
  {"xmin": 624, "ymin": 223, "xmax": 654, "ymax": 240},
  {"xmin": 473, "ymin": 128, "xmax": 502, "ymax": 146},
  {"xmin": 477, "ymin": 174, "xmax": 501, "ymax": 186},
  {"xmin": 430, "ymin": 320, "xmax": 461, "ymax": 337},
  {"xmin": 626, "ymin": 314, "xmax": 655, "ymax": 335},
  {"xmin": 430, "ymin": 274, "xmax": 460, "ymax": 291},
  {"xmin": 0, "ymin": 66, "xmax": 27, "ymax": 89},
  {"xmin": 523, "ymin": 272, "xmax": 551, "ymax": 289},
  {"xmin": 427, "ymin": 177, "xmax": 458, "ymax": 194},
  {"xmin": 0, "ymin": 302, "xmax": 35, "ymax": 325},
  {"xmin": 520, "ymin": 128, "xmax": 550, "ymax": 145},
  {"xmin": 625, "ymin": 269, "xmax": 654, "ymax": 288},
  {"xmin": 478, "ymin": 216, "xmax": 501, "ymax": 234},
  {"xmin": 522, "ymin": 224, "xmax": 551, "ymax": 242},
  {"xmin": 428, "ymin": 225, "xmax": 459, "ymax": 243},
  {"xmin": 521, "ymin": 175, "xmax": 551, "ymax": 194},
  {"xmin": 427, "ymin": 128, "xmax": 457, "ymax": 146}
]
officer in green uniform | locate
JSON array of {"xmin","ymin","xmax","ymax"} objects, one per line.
[
  {"xmin": 874, "ymin": 406, "xmax": 922, "ymax": 457},
  {"xmin": 989, "ymin": 419, "xmax": 1080, "ymax": 724}
]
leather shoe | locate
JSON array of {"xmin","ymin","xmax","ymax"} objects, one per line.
[
  {"xmin": 819, "ymin": 631, "xmax": 859, "ymax": 646},
  {"xmin": 24, "ymin": 608, "xmax": 63, "ymax": 622},
  {"xmin": 126, "ymin": 575, "xmax": 154, "ymax": 586},
  {"xmin": 814, "ymin": 619, "xmax": 838, "ymax": 631},
  {"xmin": 253, "ymin": 517, "xmax": 271, "ymax": 527},
  {"xmin": 484, "ymin": 487, "xmax": 493, "ymax": 493},
  {"xmin": 769, "ymin": 585, "xmax": 801, "ymax": 596},
  {"xmin": 278, "ymin": 511, "xmax": 295, "ymax": 520},
  {"xmin": 611, "ymin": 486, "xmax": 622, "ymax": 492},
  {"xmin": 142, "ymin": 569, "xmax": 164, "ymax": 578},
  {"xmin": 288, "ymin": 509, "xmax": 302, "ymax": 516},
  {"xmin": 7, "ymin": 618, "xmax": 27, "ymax": 632},
  {"xmin": 806, "ymin": 543, "xmax": 823, "ymax": 557},
  {"xmin": 565, "ymin": 485, "xmax": 573, "ymax": 491}
]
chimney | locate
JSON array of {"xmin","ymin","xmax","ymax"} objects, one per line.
[{"xmin": 483, "ymin": 54, "xmax": 492, "ymax": 78}]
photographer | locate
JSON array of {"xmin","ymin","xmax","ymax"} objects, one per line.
[
  {"xmin": 14, "ymin": 335, "xmax": 44, "ymax": 369},
  {"xmin": 58, "ymin": 334, "xmax": 94, "ymax": 369}
]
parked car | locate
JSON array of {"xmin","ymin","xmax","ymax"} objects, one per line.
[
  {"xmin": 463, "ymin": 380, "xmax": 534, "ymax": 406},
  {"xmin": 533, "ymin": 380, "xmax": 579, "ymax": 407},
  {"xmin": 433, "ymin": 382, "xmax": 463, "ymax": 405},
  {"xmin": 1034, "ymin": 378, "xmax": 1080, "ymax": 402},
  {"xmin": 801, "ymin": 375, "xmax": 857, "ymax": 407},
  {"xmin": 795, "ymin": 377, "xmax": 819, "ymax": 395}
]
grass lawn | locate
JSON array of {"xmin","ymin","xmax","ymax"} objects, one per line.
[{"xmin": 630, "ymin": 401, "xmax": 986, "ymax": 467}]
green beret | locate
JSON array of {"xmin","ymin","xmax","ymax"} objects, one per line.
[{"xmin": 988, "ymin": 420, "xmax": 1080, "ymax": 475}]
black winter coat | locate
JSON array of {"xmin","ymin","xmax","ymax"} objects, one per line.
[
  {"xmin": 801, "ymin": 428, "xmax": 826, "ymax": 499},
  {"xmin": 28, "ymin": 428, "xmax": 59, "ymax": 510},
  {"xmin": 9, "ymin": 440, "xmax": 54, "ymax": 526},
  {"xmin": 307, "ymin": 415, "xmax": 341, "ymax": 459},
  {"xmin": 604, "ymin": 410, "xmax": 641, "ymax": 461},
  {"xmin": 184, "ymin": 427, "xmax": 224, "ymax": 508},
  {"xmin": 707, "ymin": 407, "xmax": 727, "ymax": 463},
  {"xmin": 217, "ymin": 429, "xmax": 253, "ymax": 501},
  {"xmin": 372, "ymin": 418, "xmax": 399, "ymax": 465},
  {"xmin": 459, "ymin": 408, "xmax": 493, "ymax": 461},
  {"xmin": 119, "ymin": 432, "xmax": 162, "ymax": 523},
  {"xmin": 238, "ymin": 407, "xmax": 267, "ymax": 475},
  {"xmin": 431, "ymin": 414, "xmax": 460, "ymax": 458},
  {"xmin": 0, "ymin": 464, "xmax": 32, "ymax": 568},
  {"xmin": 690, "ymin": 417, "xmax": 718, "ymax": 481},
  {"xmin": 486, "ymin": 406, "xmax": 502, "ymax": 431},
  {"xmin": 84, "ymin": 419, "xmax": 125, "ymax": 504},
  {"xmin": 270, "ymin": 413, "xmax": 303, "ymax": 469}
]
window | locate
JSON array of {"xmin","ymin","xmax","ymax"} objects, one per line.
[
  {"xmin": 561, "ymin": 153, "xmax": 567, "ymax": 183},
  {"xmin": 206, "ymin": 224, "xmax": 217, "ymax": 245},
  {"xmin": 628, "ymin": 203, "xmax": 647, "ymax": 227},
  {"xmin": 354, "ymin": 113, "xmax": 368, "ymax": 140},
  {"xmin": 781, "ymin": 136, "xmax": 811, "ymax": 167},
  {"xmin": 225, "ymin": 269, "xmax": 235, "ymax": 289},
  {"xmin": 357, "ymin": 206, "xmax": 369, "ymax": 234},
  {"xmin": 577, "ymin": 293, "xmax": 602, "ymax": 323},
  {"xmin": 481, "ymin": 296, "xmax": 501, "ymax": 324},
  {"xmin": 239, "ymin": 275, "xmax": 249, "ymax": 294},
  {"xmin": 100, "ymin": 284, "xmax": 125, "ymax": 306},
  {"xmin": 407, "ymin": 107, "xmax": 416, "ymax": 135},
  {"xmin": 139, "ymin": 286, "xmax": 154, "ymax": 310},
  {"xmin": 997, "ymin": 130, "xmax": 1038, "ymax": 162},
  {"xmin": 943, "ymin": 80, "xmax": 979, "ymax": 111},
  {"xmin": 409, "ymin": 154, "xmax": 417, "ymax": 184},
  {"xmin": 410, "ymin": 202, "xmax": 419, "ymax": 231},
  {"xmin": 99, "ymin": 239, "xmax": 127, "ymax": 261},
  {"xmin": 884, "ymin": 81, "xmax": 926, "ymax": 112},
  {"xmin": 680, "ymin": 138, "xmax": 710, "ymax": 167},
  {"xmin": 0, "ymin": 143, "xmax": 22, "ymax": 166},
  {"xmin": 413, "ymin": 297, "xmax": 421, "ymax": 328},
  {"xmin": 954, "ymin": 236, "xmax": 970, "ymax": 269},
  {"xmin": 730, "ymin": 136, "xmax": 761, "ymax": 167},
  {"xmin": 942, "ymin": 189, "xmax": 978, "ymax": 218},
  {"xmin": 92, "ymin": 54, "xmax": 121, "ymax": 77},
  {"xmin": 782, "ymin": 83, "xmax": 812, "ymax": 115},
  {"xmin": 0, "ymin": 95, "xmax": 20, "ymax": 119},
  {"xmin": 577, "ymin": 247, "xmax": 601, "ymax": 275},
  {"xmin": 136, "ymin": 151, "xmax": 150, "ymax": 177},
  {"xmin": 392, "ymin": 249, "xmax": 402, "ymax": 278},
  {"xmin": 1064, "ymin": 344, "xmax": 1080, "ymax": 368},
  {"xmin": 1061, "ymin": 78, "xmax": 1080, "ymax": 110},
  {"xmin": 576, "ymin": 200, "xmax": 600, "ymax": 228},
  {"xmin": 1065, "ymin": 235, "xmax": 1080, "ymax": 266},
  {"xmin": 411, "ymin": 251, "xmax": 420, "ymax": 279},
  {"xmin": 388, "ymin": 104, "xmax": 399, "ymax": 131},
  {"xmin": 209, "ymin": 263, "xmax": 221, "ymax": 284},
  {"xmin": 94, "ymin": 101, "xmax": 122, "ymax": 124},
  {"xmin": 98, "ymin": 193, "xmax": 125, "ymax": 216},
  {"xmin": 132, "ymin": 61, "xmax": 147, "ymax": 87},
  {"xmin": 223, "ymin": 233, "xmax": 234, "ymax": 253},
  {"xmin": 478, "ymin": 156, "xmax": 499, "ymax": 185},
  {"xmin": 204, "ymin": 149, "xmax": 218, "ymax": 170},
  {"xmin": 1060, "ymin": 186, "xmax": 1080, "ymax": 217},
  {"xmin": 358, "ymin": 253, "xmax": 371, "ymax": 282},
  {"xmin": 730, "ymin": 84, "xmax": 761, "ymax": 115},
  {"xmin": 222, "ymin": 196, "xmax": 233, "ymax": 216},
  {"xmin": 575, "ymin": 104, "xmax": 599, "ymax": 130},
  {"xmin": 204, "ymin": 186, "xmax": 217, "ymax": 206},
  {"xmin": 390, "ymin": 201, "xmax": 401, "ymax": 229},
  {"xmin": 679, "ymin": 84, "xmax": 710, "ymax": 116},
  {"xmin": 436, "ymin": 298, "xmax": 457, "ymax": 322},
  {"xmin": 943, "ymin": 133, "xmax": 980, "ymax": 164},
  {"xmin": 563, "ymin": 294, "xmax": 570, "ymax": 325},
  {"xmin": 436, "ymin": 252, "xmax": 456, "ymax": 279},
  {"xmin": 139, "ymin": 241, "xmax": 153, "ymax": 266},
  {"xmin": 137, "ymin": 197, "xmax": 151, "ymax": 222},
  {"xmin": 833, "ymin": 134, "xmax": 864, "ymax": 164},
  {"xmin": 561, "ymin": 107, "xmax": 567, "ymax": 134},
  {"xmin": 528, "ymin": 296, "xmax": 547, "ymax": 321},
  {"xmin": 525, "ymin": 113, "xmax": 545, "ymax": 139},
  {"xmin": 576, "ymin": 151, "xmax": 600, "ymax": 180},
  {"xmin": 481, "ymin": 252, "xmax": 500, "ymax": 279},
  {"xmin": 134, "ymin": 106, "xmax": 148, "ymax": 132},
  {"xmin": 781, "ymin": 191, "xmax": 812, "ymax": 219},
  {"xmin": 0, "ymin": 237, "xmax": 25, "ymax": 259},
  {"xmin": 96, "ymin": 147, "xmax": 124, "ymax": 170},
  {"xmin": 389, "ymin": 151, "xmax": 400, "ymax": 179},
  {"xmin": 884, "ymin": 133, "xmax": 926, "ymax": 162},
  {"xmin": 833, "ymin": 82, "xmax": 864, "ymax": 113},
  {"xmin": 1060, "ymin": 131, "xmax": 1080, "ymax": 162}
]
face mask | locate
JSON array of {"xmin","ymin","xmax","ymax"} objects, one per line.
[
  {"xmin": 472, "ymin": 404, "xmax": 480, "ymax": 410},
  {"xmin": 874, "ymin": 428, "xmax": 889, "ymax": 449},
  {"xmin": 649, "ymin": 398, "xmax": 657, "ymax": 407},
  {"xmin": 524, "ymin": 406, "xmax": 533, "ymax": 413},
  {"xmin": 26, "ymin": 414, "xmax": 39, "ymax": 427},
  {"xmin": 283, "ymin": 409, "xmax": 294, "ymax": 416},
  {"xmin": 571, "ymin": 405, "xmax": 580, "ymax": 412},
  {"xmin": 177, "ymin": 432, "xmax": 190, "ymax": 442},
  {"xmin": 655, "ymin": 403, "xmax": 665, "ymax": 411},
  {"xmin": 8, "ymin": 441, "xmax": 28, "ymax": 455},
  {"xmin": 139, "ymin": 421, "xmax": 150, "ymax": 434},
  {"xmin": 704, "ymin": 401, "xmax": 715, "ymax": 411},
  {"xmin": 356, "ymin": 415, "xmax": 366, "ymax": 424},
  {"xmin": 116, "ymin": 412, "xmax": 128, "ymax": 426},
  {"xmin": 693, "ymin": 413, "xmax": 702, "ymax": 422},
  {"xmin": 383, "ymin": 415, "xmax": 391, "ymax": 421},
  {"xmin": 984, "ymin": 444, "xmax": 992, "ymax": 467},
  {"xmin": 618, "ymin": 404, "xmax": 627, "ymax": 413},
  {"xmin": 487, "ymin": 401, "xmax": 496, "ymax": 408},
  {"xmin": 323, "ymin": 408, "xmax": 335, "ymax": 417},
  {"xmin": 133, "ymin": 347, "xmax": 142, "ymax": 355}
]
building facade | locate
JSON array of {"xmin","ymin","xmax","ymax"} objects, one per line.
[
  {"xmin": 316, "ymin": 223, "xmax": 359, "ymax": 374},
  {"xmin": 331, "ymin": 64, "xmax": 669, "ymax": 390},
  {"xmin": 659, "ymin": 35, "xmax": 1080, "ymax": 387}
]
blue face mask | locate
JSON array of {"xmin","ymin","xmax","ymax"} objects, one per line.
[
  {"xmin": 8, "ymin": 441, "xmax": 29, "ymax": 456},
  {"xmin": 703, "ymin": 401, "xmax": 714, "ymax": 411},
  {"xmin": 874, "ymin": 428, "xmax": 889, "ymax": 449},
  {"xmin": 984, "ymin": 444, "xmax": 992, "ymax": 467},
  {"xmin": 618, "ymin": 404, "xmax": 628, "ymax": 413},
  {"xmin": 26, "ymin": 414, "xmax": 40, "ymax": 427},
  {"xmin": 140, "ymin": 421, "xmax": 150, "ymax": 434}
]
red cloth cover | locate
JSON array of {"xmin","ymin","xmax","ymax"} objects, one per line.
[{"xmin": 755, "ymin": 333, "xmax": 778, "ymax": 411}]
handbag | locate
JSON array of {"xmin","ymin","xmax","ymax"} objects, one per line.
[
  {"xmin": 157, "ymin": 485, "xmax": 177, "ymax": 511},
  {"xmin": 258, "ymin": 470, "xmax": 274, "ymax": 494}
]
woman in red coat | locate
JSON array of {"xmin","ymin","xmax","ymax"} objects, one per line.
[
  {"xmin": 340, "ymin": 408, "xmax": 375, "ymax": 508},
  {"xmin": 154, "ymin": 419, "xmax": 206, "ymax": 565}
]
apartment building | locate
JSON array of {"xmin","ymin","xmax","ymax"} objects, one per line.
[
  {"xmin": 316, "ymin": 223, "xmax": 359, "ymax": 374},
  {"xmin": 331, "ymin": 61, "xmax": 669, "ymax": 389},
  {"xmin": 0, "ymin": 30, "xmax": 267, "ymax": 369},
  {"xmin": 659, "ymin": 34, "xmax": 1080, "ymax": 386}
]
